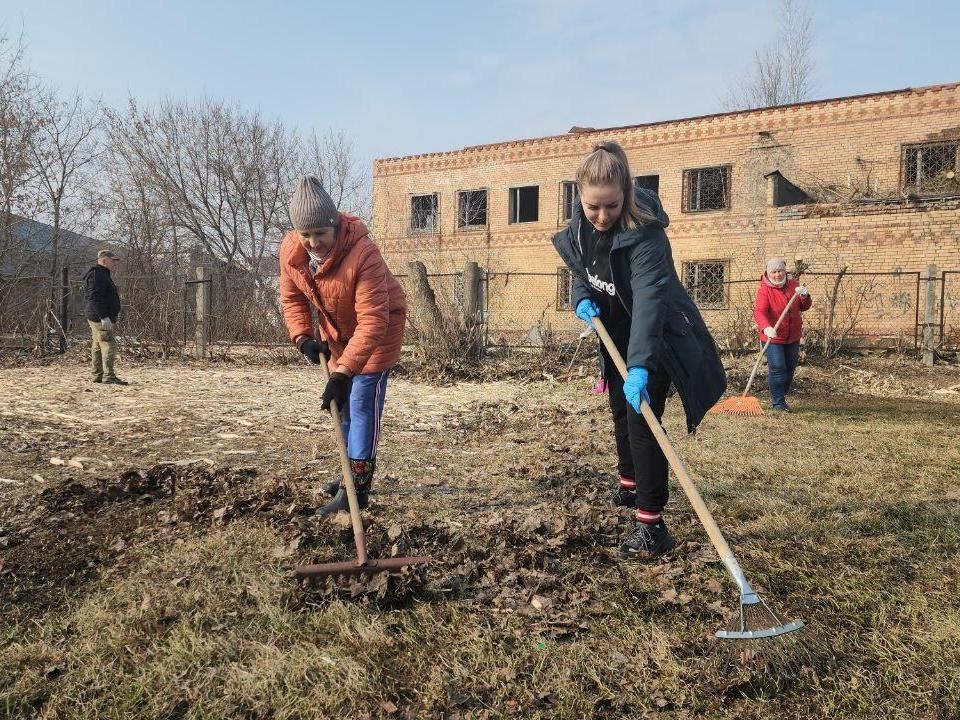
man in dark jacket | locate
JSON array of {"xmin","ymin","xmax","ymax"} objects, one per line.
[
  {"xmin": 553, "ymin": 182, "xmax": 726, "ymax": 559},
  {"xmin": 83, "ymin": 250, "xmax": 127, "ymax": 385}
]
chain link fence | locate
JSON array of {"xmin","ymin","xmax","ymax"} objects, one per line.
[
  {"xmin": 691, "ymin": 271, "xmax": 924, "ymax": 355},
  {"xmin": 2, "ymin": 264, "xmax": 958, "ymax": 357},
  {"xmin": 439, "ymin": 268, "xmax": 949, "ymax": 356},
  {"xmin": 181, "ymin": 272, "xmax": 287, "ymax": 348},
  {"xmin": 941, "ymin": 271, "xmax": 960, "ymax": 350}
]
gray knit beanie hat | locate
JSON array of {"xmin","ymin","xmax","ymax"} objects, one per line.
[{"xmin": 289, "ymin": 176, "xmax": 338, "ymax": 231}]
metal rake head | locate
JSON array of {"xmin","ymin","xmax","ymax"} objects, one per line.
[
  {"xmin": 293, "ymin": 556, "xmax": 430, "ymax": 583},
  {"xmin": 716, "ymin": 594, "xmax": 805, "ymax": 640}
]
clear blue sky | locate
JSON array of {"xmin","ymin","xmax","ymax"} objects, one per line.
[{"xmin": 3, "ymin": 0, "xmax": 958, "ymax": 171}]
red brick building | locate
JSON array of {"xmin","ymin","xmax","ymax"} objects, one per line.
[{"xmin": 372, "ymin": 82, "xmax": 960, "ymax": 345}]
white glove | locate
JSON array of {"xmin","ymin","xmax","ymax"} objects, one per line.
[
  {"xmin": 795, "ymin": 286, "xmax": 809, "ymax": 297},
  {"xmin": 100, "ymin": 318, "xmax": 113, "ymax": 331},
  {"xmin": 763, "ymin": 326, "xmax": 777, "ymax": 340}
]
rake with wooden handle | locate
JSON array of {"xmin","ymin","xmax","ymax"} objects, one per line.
[
  {"xmin": 592, "ymin": 316, "xmax": 803, "ymax": 639},
  {"xmin": 710, "ymin": 286, "xmax": 805, "ymax": 417},
  {"xmin": 293, "ymin": 361, "xmax": 430, "ymax": 582}
]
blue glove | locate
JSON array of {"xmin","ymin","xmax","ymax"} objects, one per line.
[
  {"xmin": 575, "ymin": 298, "xmax": 600, "ymax": 327},
  {"xmin": 623, "ymin": 366, "xmax": 650, "ymax": 413}
]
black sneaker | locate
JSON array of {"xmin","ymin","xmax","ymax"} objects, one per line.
[
  {"xmin": 611, "ymin": 476, "xmax": 636, "ymax": 507},
  {"xmin": 92, "ymin": 377, "xmax": 103, "ymax": 383},
  {"xmin": 619, "ymin": 521, "xmax": 676, "ymax": 559}
]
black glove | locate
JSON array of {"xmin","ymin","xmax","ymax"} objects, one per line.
[
  {"xmin": 321, "ymin": 372, "xmax": 352, "ymax": 411},
  {"xmin": 297, "ymin": 337, "xmax": 329, "ymax": 364}
]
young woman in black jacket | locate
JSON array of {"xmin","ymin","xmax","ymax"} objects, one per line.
[{"xmin": 552, "ymin": 142, "xmax": 726, "ymax": 559}]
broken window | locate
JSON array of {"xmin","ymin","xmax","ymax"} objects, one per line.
[
  {"xmin": 556, "ymin": 267, "xmax": 573, "ymax": 310},
  {"xmin": 766, "ymin": 171, "xmax": 811, "ymax": 206},
  {"xmin": 509, "ymin": 185, "xmax": 539, "ymax": 223},
  {"xmin": 560, "ymin": 181, "xmax": 579, "ymax": 223},
  {"xmin": 902, "ymin": 142, "xmax": 958, "ymax": 196},
  {"xmin": 682, "ymin": 260, "xmax": 728, "ymax": 309},
  {"xmin": 634, "ymin": 175, "xmax": 660, "ymax": 194},
  {"xmin": 682, "ymin": 165, "xmax": 731, "ymax": 212},
  {"xmin": 457, "ymin": 189, "xmax": 488, "ymax": 229},
  {"xmin": 410, "ymin": 193, "xmax": 438, "ymax": 233}
]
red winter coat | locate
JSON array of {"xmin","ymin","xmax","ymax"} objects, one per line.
[
  {"xmin": 753, "ymin": 275, "xmax": 812, "ymax": 345},
  {"xmin": 279, "ymin": 214, "xmax": 407, "ymax": 375}
]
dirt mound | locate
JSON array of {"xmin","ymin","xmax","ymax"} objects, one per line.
[{"xmin": 0, "ymin": 464, "xmax": 285, "ymax": 621}]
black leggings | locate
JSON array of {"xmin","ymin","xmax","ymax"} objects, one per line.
[{"xmin": 604, "ymin": 355, "xmax": 671, "ymax": 514}]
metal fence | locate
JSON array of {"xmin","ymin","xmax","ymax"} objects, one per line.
[
  {"xmin": 941, "ymin": 271, "xmax": 960, "ymax": 349},
  {"xmin": 416, "ymin": 268, "xmax": 955, "ymax": 355},
  {"xmin": 2, "ymin": 264, "xmax": 958, "ymax": 356}
]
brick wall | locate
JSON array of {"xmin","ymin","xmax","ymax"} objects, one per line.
[{"xmin": 373, "ymin": 82, "xmax": 960, "ymax": 343}]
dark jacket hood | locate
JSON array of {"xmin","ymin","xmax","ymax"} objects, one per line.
[{"xmin": 634, "ymin": 187, "xmax": 669, "ymax": 229}]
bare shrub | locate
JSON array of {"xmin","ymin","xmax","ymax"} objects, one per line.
[{"xmin": 402, "ymin": 262, "xmax": 484, "ymax": 378}]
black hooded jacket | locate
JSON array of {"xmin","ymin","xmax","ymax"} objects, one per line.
[
  {"xmin": 552, "ymin": 188, "xmax": 726, "ymax": 431},
  {"xmin": 83, "ymin": 264, "xmax": 121, "ymax": 323}
]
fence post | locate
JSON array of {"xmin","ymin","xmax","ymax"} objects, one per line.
[
  {"xmin": 58, "ymin": 264, "xmax": 70, "ymax": 353},
  {"xmin": 462, "ymin": 261, "xmax": 484, "ymax": 358},
  {"xmin": 195, "ymin": 266, "xmax": 211, "ymax": 358},
  {"xmin": 922, "ymin": 265, "xmax": 937, "ymax": 366}
]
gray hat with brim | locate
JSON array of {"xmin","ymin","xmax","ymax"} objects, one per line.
[{"xmin": 289, "ymin": 176, "xmax": 339, "ymax": 231}]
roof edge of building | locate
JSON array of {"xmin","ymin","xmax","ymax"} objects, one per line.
[{"xmin": 374, "ymin": 81, "xmax": 960, "ymax": 166}]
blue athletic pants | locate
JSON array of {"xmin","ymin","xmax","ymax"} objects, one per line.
[{"xmin": 339, "ymin": 369, "xmax": 390, "ymax": 460}]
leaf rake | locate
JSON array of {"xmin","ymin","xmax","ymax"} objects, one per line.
[
  {"xmin": 593, "ymin": 317, "xmax": 803, "ymax": 640},
  {"xmin": 293, "ymin": 361, "xmax": 429, "ymax": 584}
]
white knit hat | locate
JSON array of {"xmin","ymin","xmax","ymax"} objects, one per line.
[{"xmin": 765, "ymin": 257, "xmax": 787, "ymax": 273}]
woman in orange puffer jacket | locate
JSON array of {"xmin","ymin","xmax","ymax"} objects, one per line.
[{"xmin": 279, "ymin": 176, "xmax": 406, "ymax": 515}]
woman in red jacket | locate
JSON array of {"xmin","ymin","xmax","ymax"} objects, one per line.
[{"xmin": 753, "ymin": 258, "xmax": 812, "ymax": 411}]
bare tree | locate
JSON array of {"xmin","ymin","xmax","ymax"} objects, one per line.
[
  {"xmin": 107, "ymin": 160, "xmax": 165, "ymax": 269},
  {"xmin": 723, "ymin": 0, "xmax": 816, "ymax": 110},
  {"xmin": 304, "ymin": 129, "xmax": 369, "ymax": 221},
  {"xmin": 30, "ymin": 89, "xmax": 103, "ymax": 283},
  {"xmin": 0, "ymin": 29, "xmax": 41, "ymax": 267},
  {"xmin": 107, "ymin": 98, "xmax": 300, "ymax": 276}
]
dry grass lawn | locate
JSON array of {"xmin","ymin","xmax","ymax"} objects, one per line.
[{"xmin": 1, "ymin": 353, "xmax": 959, "ymax": 719}]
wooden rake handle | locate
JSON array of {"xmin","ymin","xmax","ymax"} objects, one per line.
[
  {"xmin": 317, "ymin": 359, "xmax": 368, "ymax": 566},
  {"xmin": 592, "ymin": 317, "xmax": 739, "ymax": 571},
  {"xmin": 742, "ymin": 286, "xmax": 804, "ymax": 398}
]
